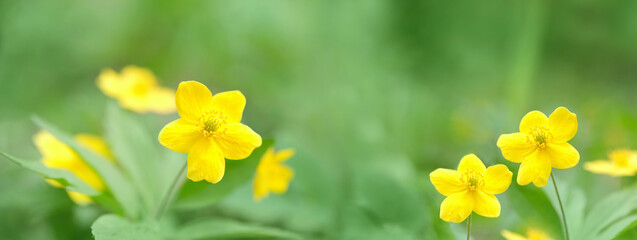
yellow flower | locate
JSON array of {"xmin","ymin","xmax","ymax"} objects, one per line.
[
  {"xmin": 584, "ymin": 149, "xmax": 637, "ymax": 177},
  {"xmin": 502, "ymin": 228, "xmax": 553, "ymax": 240},
  {"xmin": 253, "ymin": 147, "xmax": 294, "ymax": 202},
  {"xmin": 97, "ymin": 65, "xmax": 176, "ymax": 114},
  {"xmin": 34, "ymin": 131, "xmax": 112, "ymax": 205},
  {"xmin": 158, "ymin": 81, "xmax": 262, "ymax": 183},
  {"xmin": 497, "ymin": 107, "xmax": 579, "ymax": 187},
  {"xmin": 430, "ymin": 154, "xmax": 512, "ymax": 223}
]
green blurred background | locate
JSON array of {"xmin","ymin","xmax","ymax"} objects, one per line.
[{"xmin": 2, "ymin": 0, "xmax": 637, "ymax": 239}]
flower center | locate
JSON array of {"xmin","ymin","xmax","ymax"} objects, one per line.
[
  {"xmin": 610, "ymin": 150, "xmax": 631, "ymax": 167},
  {"xmin": 198, "ymin": 110, "xmax": 227, "ymax": 137},
  {"xmin": 461, "ymin": 170, "xmax": 484, "ymax": 191},
  {"xmin": 527, "ymin": 126, "xmax": 552, "ymax": 149}
]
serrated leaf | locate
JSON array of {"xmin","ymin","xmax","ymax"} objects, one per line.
[
  {"xmin": 33, "ymin": 116, "xmax": 142, "ymax": 219},
  {"xmin": 104, "ymin": 102, "xmax": 161, "ymax": 215},
  {"xmin": 175, "ymin": 140, "xmax": 273, "ymax": 209},
  {"xmin": 92, "ymin": 214, "xmax": 163, "ymax": 240},
  {"xmin": 172, "ymin": 217, "xmax": 301, "ymax": 240}
]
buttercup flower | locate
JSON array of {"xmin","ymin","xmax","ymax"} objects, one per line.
[
  {"xmin": 253, "ymin": 147, "xmax": 294, "ymax": 201},
  {"xmin": 497, "ymin": 107, "xmax": 579, "ymax": 187},
  {"xmin": 584, "ymin": 149, "xmax": 637, "ymax": 177},
  {"xmin": 430, "ymin": 154, "xmax": 512, "ymax": 223},
  {"xmin": 97, "ymin": 65, "xmax": 176, "ymax": 114},
  {"xmin": 34, "ymin": 131, "xmax": 112, "ymax": 205},
  {"xmin": 158, "ymin": 81, "xmax": 262, "ymax": 183},
  {"xmin": 502, "ymin": 228, "xmax": 553, "ymax": 240}
]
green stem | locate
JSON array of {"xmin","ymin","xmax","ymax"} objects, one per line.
[
  {"xmin": 551, "ymin": 172, "xmax": 570, "ymax": 240},
  {"xmin": 467, "ymin": 213, "xmax": 472, "ymax": 240},
  {"xmin": 154, "ymin": 162, "xmax": 187, "ymax": 220}
]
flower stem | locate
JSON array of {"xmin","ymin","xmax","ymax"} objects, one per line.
[
  {"xmin": 551, "ymin": 172, "xmax": 570, "ymax": 240},
  {"xmin": 154, "ymin": 162, "xmax": 187, "ymax": 220},
  {"xmin": 467, "ymin": 213, "xmax": 472, "ymax": 240}
]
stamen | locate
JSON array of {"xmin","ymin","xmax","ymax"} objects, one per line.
[
  {"xmin": 461, "ymin": 170, "xmax": 484, "ymax": 191},
  {"xmin": 527, "ymin": 126, "xmax": 553, "ymax": 149},
  {"xmin": 198, "ymin": 110, "xmax": 227, "ymax": 137}
]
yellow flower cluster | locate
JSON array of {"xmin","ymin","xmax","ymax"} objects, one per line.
[
  {"xmin": 431, "ymin": 107, "xmax": 581, "ymax": 236},
  {"xmin": 36, "ymin": 67, "xmax": 296, "ymax": 207}
]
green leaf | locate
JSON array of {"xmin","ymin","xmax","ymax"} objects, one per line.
[
  {"xmin": 0, "ymin": 152, "xmax": 99, "ymax": 196},
  {"xmin": 175, "ymin": 139, "xmax": 273, "ymax": 209},
  {"xmin": 33, "ymin": 116, "xmax": 142, "ymax": 219},
  {"xmin": 92, "ymin": 214, "xmax": 163, "ymax": 240},
  {"xmin": 508, "ymin": 183, "xmax": 562, "ymax": 237},
  {"xmin": 104, "ymin": 102, "xmax": 161, "ymax": 215},
  {"xmin": 573, "ymin": 186, "xmax": 637, "ymax": 240},
  {"xmin": 172, "ymin": 217, "xmax": 301, "ymax": 240}
]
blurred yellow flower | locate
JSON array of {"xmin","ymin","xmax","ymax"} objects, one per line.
[
  {"xmin": 430, "ymin": 154, "xmax": 512, "ymax": 223},
  {"xmin": 502, "ymin": 228, "xmax": 553, "ymax": 240},
  {"xmin": 158, "ymin": 81, "xmax": 262, "ymax": 184},
  {"xmin": 497, "ymin": 107, "xmax": 579, "ymax": 187},
  {"xmin": 34, "ymin": 131, "xmax": 112, "ymax": 205},
  {"xmin": 97, "ymin": 65, "xmax": 176, "ymax": 114},
  {"xmin": 253, "ymin": 147, "xmax": 294, "ymax": 202},
  {"xmin": 584, "ymin": 149, "xmax": 637, "ymax": 177}
]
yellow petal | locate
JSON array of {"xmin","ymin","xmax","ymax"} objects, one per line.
[
  {"xmin": 214, "ymin": 123, "xmax": 262, "ymax": 160},
  {"xmin": 497, "ymin": 133, "xmax": 536, "ymax": 163},
  {"xmin": 147, "ymin": 87, "xmax": 177, "ymax": 114},
  {"xmin": 176, "ymin": 81, "xmax": 214, "ymax": 122},
  {"xmin": 186, "ymin": 139, "xmax": 225, "ymax": 183},
  {"xmin": 158, "ymin": 119, "xmax": 203, "ymax": 153},
  {"xmin": 547, "ymin": 142, "xmax": 579, "ymax": 169},
  {"xmin": 269, "ymin": 165, "xmax": 294, "ymax": 194},
  {"xmin": 75, "ymin": 134, "xmax": 113, "ymax": 161},
  {"xmin": 211, "ymin": 91, "xmax": 246, "ymax": 124},
  {"xmin": 519, "ymin": 111, "xmax": 548, "ymax": 135},
  {"xmin": 430, "ymin": 169, "xmax": 465, "ymax": 196},
  {"xmin": 517, "ymin": 150, "xmax": 552, "ymax": 187},
  {"xmin": 34, "ymin": 131, "xmax": 76, "ymax": 161},
  {"xmin": 527, "ymin": 228, "xmax": 553, "ymax": 240},
  {"xmin": 274, "ymin": 149, "xmax": 295, "ymax": 163},
  {"xmin": 483, "ymin": 164, "xmax": 512, "ymax": 194},
  {"xmin": 440, "ymin": 190, "xmax": 474, "ymax": 223},
  {"xmin": 45, "ymin": 179, "xmax": 64, "ymax": 188},
  {"xmin": 472, "ymin": 190, "xmax": 500, "ymax": 218},
  {"xmin": 501, "ymin": 230, "xmax": 528, "ymax": 240},
  {"xmin": 253, "ymin": 174, "xmax": 269, "ymax": 202},
  {"xmin": 121, "ymin": 66, "xmax": 157, "ymax": 86},
  {"xmin": 67, "ymin": 191, "xmax": 92, "ymax": 205},
  {"xmin": 457, "ymin": 154, "xmax": 486, "ymax": 175},
  {"xmin": 73, "ymin": 163, "xmax": 106, "ymax": 191},
  {"xmin": 584, "ymin": 160, "xmax": 636, "ymax": 177},
  {"xmin": 548, "ymin": 107, "xmax": 577, "ymax": 142},
  {"xmin": 97, "ymin": 68, "xmax": 125, "ymax": 98}
]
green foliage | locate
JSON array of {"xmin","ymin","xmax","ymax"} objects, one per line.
[
  {"xmin": 91, "ymin": 214, "xmax": 301, "ymax": 240},
  {"xmin": 171, "ymin": 218, "xmax": 302, "ymax": 240},
  {"xmin": 92, "ymin": 214, "xmax": 162, "ymax": 240},
  {"xmin": 545, "ymin": 179, "xmax": 637, "ymax": 240},
  {"xmin": 103, "ymin": 102, "xmax": 162, "ymax": 215}
]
